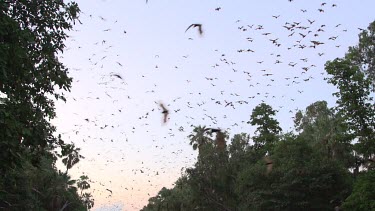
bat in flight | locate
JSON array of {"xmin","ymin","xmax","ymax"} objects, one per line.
[
  {"xmin": 205, "ymin": 128, "xmax": 221, "ymax": 133},
  {"xmin": 159, "ymin": 102, "xmax": 169, "ymax": 123},
  {"xmin": 112, "ymin": 73, "xmax": 122, "ymax": 79},
  {"xmin": 185, "ymin": 24, "xmax": 203, "ymax": 35}
]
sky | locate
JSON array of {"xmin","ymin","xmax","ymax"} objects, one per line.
[{"xmin": 53, "ymin": 0, "xmax": 375, "ymax": 210}]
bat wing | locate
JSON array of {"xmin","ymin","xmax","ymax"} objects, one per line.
[
  {"xmin": 198, "ymin": 25, "xmax": 203, "ymax": 35},
  {"xmin": 210, "ymin": 128, "xmax": 221, "ymax": 133},
  {"xmin": 163, "ymin": 112, "xmax": 168, "ymax": 123},
  {"xmin": 159, "ymin": 103, "xmax": 167, "ymax": 112},
  {"xmin": 185, "ymin": 24, "xmax": 194, "ymax": 33},
  {"xmin": 113, "ymin": 74, "xmax": 122, "ymax": 79}
]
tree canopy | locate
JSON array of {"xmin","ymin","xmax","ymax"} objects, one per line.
[{"xmin": 0, "ymin": 1, "xmax": 93, "ymax": 210}]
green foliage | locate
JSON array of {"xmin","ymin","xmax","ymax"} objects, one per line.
[
  {"xmin": 342, "ymin": 170, "xmax": 375, "ymax": 210},
  {"xmin": 188, "ymin": 125, "xmax": 213, "ymax": 151},
  {"xmin": 294, "ymin": 101, "xmax": 333, "ymax": 133},
  {"xmin": 325, "ymin": 20, "xmax": 375, "ymax": 161},
  {"xmin": 294, "ymin": 101, "xmax": 354, "ymax": 168},
  {"xmin": 0, "ymin": 155, "xmax": 88, "ymax": 210},
  {"xmin": 0, "ymin": 0, "xmax": 80, "ymax": 168},
  {"xmin": 0, "ymin": 1, "xmax": 93, "ymax": 210},
  {"xmin": 141, "ymin": 177, "xmax": 196, "ymax": 211},
  {"xmin": 77, "ymin": 175, "xmax": 95, "ymax": 210},
  {"xmin": 144, "ymin": 102, "xmax": 352, "ymax": 210},
  {"xmin": 347, "ymin": 21, "xmax": 375, "ymax": 87},
  {"xmin": 228, "ymin": 133, "xmax": 251, "ymax": 172},
  {"xmin": 61, "ymin": 143, "xmax": 85, "ymax": 173},
  {"xmin": 234, "ymin": 134, "xmax": 351, "ymax": 210},
  {"xmin": 249, "ymin": 103, "xmax": 281, "ymax": 152}
]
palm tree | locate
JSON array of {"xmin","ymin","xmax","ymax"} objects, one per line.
[{"xmin": 188, "ymin": 126, "xmax": 213, "ymax": 151}]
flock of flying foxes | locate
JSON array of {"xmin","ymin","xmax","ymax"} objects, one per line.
[
  {"xmin": 58, "ymin": 0, "xmax": 368, "ymax": 208},
  {"xmin": 158, "ymin": 1, "xmax": 340, "ymax": 165},
  {"xmin": 159, "ymin": 20, "xmax": 201, "ymax": 123}
]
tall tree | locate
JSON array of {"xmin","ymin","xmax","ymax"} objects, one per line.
[
  {"xmin": 294, "ymin": 101, "xmax": 353, "ymax": 167},
  {"xmin": 228, "ymin": 133, "xmax": 251, "ymax": 172},
  {"xmin": 325, "ymin": 20, "xmax": 375, "ymax": 166},
  {"xmin": 347, "ymin": 21, "xmax": 375, "ymax": 87},
  {"xmin": 141, "ymin": 176, "xmax": 196, "ymax": 211},
  {"xmin": 188, "ymin": 126, "xmax": 213, "ymax": 151},
  {"xmin": 183, "ymin": 127, "xmax": 234, "ymax": 210},
  {"xmin": 249, "ymin": 103, "xmax": 281, "ymax": 152},
  {"xmin": 235, "ymin": 134, "xmax": 351, "ymax": 210},
  {"xmin": 0, "ymin": 1, "xmax": 92, "ymax": 210},
  {"xmin": 0, "ymin": 0, "xmax": 80, "ymax": 169}
]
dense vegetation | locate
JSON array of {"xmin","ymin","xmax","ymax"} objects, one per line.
[
  {"xmin": 142, "ymin": 21, "xmax": 375, "ymax": 211},
  {"xmin": 0, "ymin": 1, "xmax": 93, "ymax": 210}
]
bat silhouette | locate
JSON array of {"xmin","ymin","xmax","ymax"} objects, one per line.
[
  {"xmin": 159, "ymin": 103, "xmax": 169, "ymax": 123},
  {"xmin": 112, "ymin": 73, "xmax": 123, "ymax": 79},
  {"xmin": 185, "ymin": 24, "xmax": 203, "ymax": 35},
  {"xmin": 205, "ymin": 128, "xmax": 221, "ymax": 133}
]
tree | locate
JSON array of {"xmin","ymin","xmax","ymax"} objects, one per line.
[
  {"xmin": 61, "ymin": 143, "xmax": 85, "ymax": 173},
  {"xmin": 294, "ymin": 101, "xmax": 353, "ymax": 167},
  {"xmin": 346, "ymin": 21, "xmax": 375, "ymax": 87},
  {"xmin": 0, "ymin": 155, "xmax": 89, "ymax": 211},
  {"xmin": 141, "ymin": 176, "xmax": 196, "ymax": 211},
  {"xmin": 0, "ymin": 0, "xmax": 80, "ymax": 168},
  {"xmin": 77, "ymin": 175, "xmax": 95, "ymax": 210},
  {"xmin": 235, "ymin": 135, "xmax": 351, "ymax": 210},
  {"xmin": 325, "ymin": 20, "xmax": 375, "ymax": 166},
  {"xmin": 146, "ymin": 100, "xmax": 357, "ymax": 210},
  {"xmin": 146, "ymin": 122, "xmax": 353, "ymax": 210},
  {"xmin": 342, "ymin": 170, "xmax": 375, "ymax": 210},
  {"xmin": 249, "ymin": 103, "xmax": 281, "ymax": 152},
  {"xmin": 228, "ymin": 133, "xmax": 251, "ymax": 172},
  {"xmin": 186, "ymin": 126, "xmax": 234, "ymax": 211},
  {"xmin": 0, "ymin": 1, "xmax": 92, "ymax": 210},
  {"xmin": 188, "ymin": 126, "xmax": 213, "ymax": 151},
  {"xmin": 294, "ymin": 101, "xmax": 333, "ymax": 135}
]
